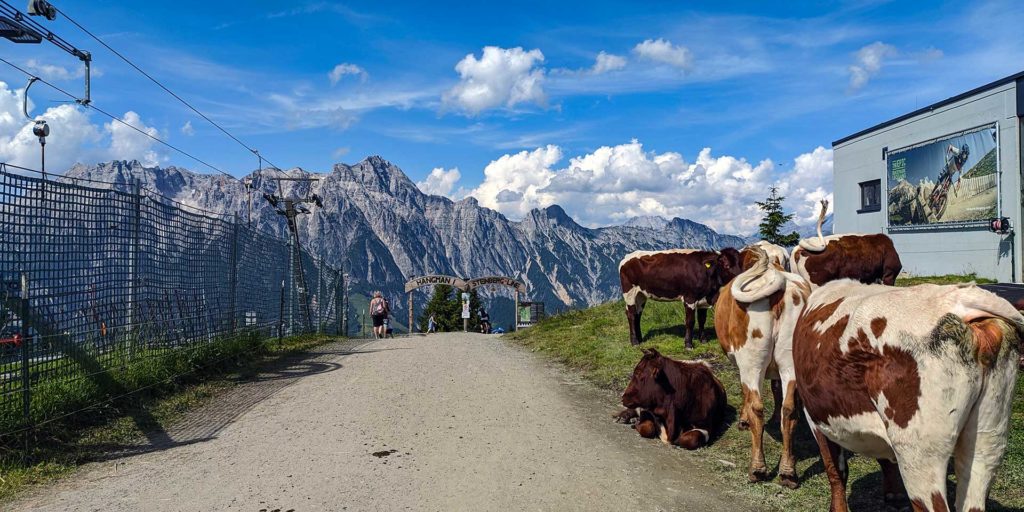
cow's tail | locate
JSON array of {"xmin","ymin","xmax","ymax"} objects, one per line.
[
  {"xmin": 940, "ymin": 285, "xmax": 1024, "ymax": 367},
  {"xmin": 731, "ymin": 246, "xmax": 785, "ymax": 303},
  {"xmin": 796, "ymin": 199, "xmax": 830, "ymax": 252}
]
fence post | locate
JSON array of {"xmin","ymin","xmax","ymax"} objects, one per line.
[
  {"xmin": 228, "ymin": 214, "xmax": 239, "ymax": 334},
  {"xmin": 20, "ymin": 272, "xmax": 30, "ymax": 427},
  {"xmin": 341, "ymin": 274, "xmax": 348, "ymax": 337},
  {"xmin": 127, "ymin": 178, "xmax": 141, "ymax": 348},
  {"xmin": 335, "ymin": 271, "xmax": 342, "ymax": 335},
  {"xmin": 316, "ymin": 258, "xmax": 323, "ymax": 334},
  {"xmin": 278, "ymin": 278, "xmax": 286, "ymax": 344}
]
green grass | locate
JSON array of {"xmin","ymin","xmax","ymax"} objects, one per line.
[
  {"xmin": 895, "ymin": 273, "xmax": 996, "ymax": 287},
  {"xmin": 0, "ymin": 332, "xmax": 339, "ymax": 503},
  {"xmin": 507, "ymin": 274, "xmax": 1023, "ymax": 511}
]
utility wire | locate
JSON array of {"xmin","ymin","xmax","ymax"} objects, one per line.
[
  {"xmin": 52, "ymin": 4, "xmax": 285, "ymax": 173},
  {"xmin": 0, "ymin": 55, "xmax": 238, "ymax": 180}
]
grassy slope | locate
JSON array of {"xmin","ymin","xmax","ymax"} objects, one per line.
[
  {"xmin": 507, "ymin": 274, "xmax": 1022, "ymax": 511},
  {"xmin": 0, "ymin": 333, "xmax": 339, "ymax": 503}
]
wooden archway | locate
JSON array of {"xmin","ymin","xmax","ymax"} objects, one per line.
[
  {"xmin": 402, "ymin": 275, "xmax": 526, "ymax": 333},
  {"xmin": 403, "ymin": 275, "xmax": 466, "ymax": 333},
  {"xmin": 465, "ymin": 276, "xmax": 526, "ymax": 331}
]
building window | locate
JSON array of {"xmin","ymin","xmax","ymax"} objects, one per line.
[{"xmin": 858, "ymin": 179, "xmax": 881, "ymax": 213}]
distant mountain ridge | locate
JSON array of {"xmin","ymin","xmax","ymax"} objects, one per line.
[{"xmin": 64, "ymin": 157, "xmax": 751, "ymax": 324}]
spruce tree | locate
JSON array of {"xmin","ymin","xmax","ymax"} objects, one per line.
[
  {"xmin": 756, "ymin": 186, "xmax": 800, "ymax": 247},
  {"xmin": 418, "ymin": 284, "xmax": 457, "ymax": 332}
]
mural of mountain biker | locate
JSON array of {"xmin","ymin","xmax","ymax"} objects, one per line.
[{"xmin": 928, "ymin": 143, "xmax": 970, "ymax": 215}]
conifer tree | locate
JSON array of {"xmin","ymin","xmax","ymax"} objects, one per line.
[
  {"xmin": 756, "ymin": 186, "xmax": 800, "ymax": 247},
  {"xmin": 418, "ymin": 284, "xmax": 458, "ymax": 332}
]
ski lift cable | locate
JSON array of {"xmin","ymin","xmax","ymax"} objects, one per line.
[
  {"xmin": 48, "ymin": 2, "xmax": 286, "ymax": 173},
  {"xmin": 0, "ymin": 55, "xmax": 236, "ymax": 180}
]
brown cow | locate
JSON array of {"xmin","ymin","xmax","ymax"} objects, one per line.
[
  {"xmin": 614, "ymin": 348, "xmax": 727, "ymax": 449},
  {"xmin": 619, "ymin": 248, "xmax": 743, "ymax": 348},
  {"xmin": 791, "ymin": 199, "xmax": 902, "ymax": 288},
  {"xmin": 715, "ymin": 246, "xmax": 810, "ymax": 488},
  {"xmin": 794, "ymin": 280, "xmax": 1023, "ymax": 512}
]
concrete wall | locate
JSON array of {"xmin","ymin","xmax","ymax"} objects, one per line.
[{"xmin": 833, "ymin": 82, "xmax": 1021, "ymax": 281}]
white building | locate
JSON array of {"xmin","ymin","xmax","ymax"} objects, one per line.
[{"xmin": 833, "ymin": 71, "xmax": 1024, "ymax": 282}]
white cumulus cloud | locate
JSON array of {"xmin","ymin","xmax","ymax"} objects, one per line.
[
  {"xmin": 779, "ymin": 146, "xmax": 833, "ymax": 225},
  {"xmin": 416, "ymin": 167, "xmax": 462, "ymax": 197},
  {"xmin": 328, "ymin": 63, "xmax": 368, "ymax": 85},
  {"xmin": 633, "ymin": 38, "xmax": 693, "ymax": 71},
  {"xmin": 181, "ymin": 120, "xmax": 195, "ymax": 136},
  {"xmin": 591, "ymin": 51, "xmax": 627, "ymax": 74},
  {"xmin": 847, "ymin": 41, "xmax": 897, "ymax": 91},
  {"xmin": 0, "ymin": 81, "xmax": 167, "ymax": 172},
  {"xmin": 443, "ymin": 46, "xmax": 547, "ymax": 114},
  {"xmin": 106, "ymin": 111, "xmax": 166, "ymax": 167},
  {"xmin": 465, "ymin": 140, "xmax": 831, "ymax": 235}
]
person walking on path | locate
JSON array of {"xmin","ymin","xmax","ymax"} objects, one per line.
[
  {"xmin": 478, "ymin": 308, "xmax": 491, "ymax": 334},
  {"xmin": 427, "ymin": 313, "xmax": 437, "ymax": 333},
  {"xmin": 369, "ymin": 291, "xmax": 389, "ymax": 339}
]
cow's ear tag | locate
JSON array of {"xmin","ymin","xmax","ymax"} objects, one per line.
[{"xmin": 704, "ymin": 262, "xmax": 712, "ymax": 268}]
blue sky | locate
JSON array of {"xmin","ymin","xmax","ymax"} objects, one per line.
[{"xmin": 1, "ymin": 0, "xmax": 1023, "ymax": 232}]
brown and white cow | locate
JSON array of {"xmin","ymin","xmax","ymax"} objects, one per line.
[
  {"xmin": 619, "ymin": 248, "xmax": 743, "ymax": 348},
  {"xmin": 715, "ymin": 246, "xmax": 810, "ymax": 488},
  {"xmin": 614, "ymin": 348, "xmax": 727, "ymax": 450},
  {"xmin": 794, "ymin": 280, "xmax": 1023, "ymax": 511},
  {"xmin": 791, "ymin": 200, "xmax": 902, "ymax": 288}
]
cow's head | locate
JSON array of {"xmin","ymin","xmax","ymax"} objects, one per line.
[
  {"xmin": 622, "ymin": 348, "xmax": 674, "ymax": 409},
  {"xmin": 702, "ymin": 248, "xmax": 743, "ymax": 303}
]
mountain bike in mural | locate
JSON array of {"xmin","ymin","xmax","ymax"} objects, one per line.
[{"xmin": 927, "ymin": 143, "xmax": 970, "ymax": 219}]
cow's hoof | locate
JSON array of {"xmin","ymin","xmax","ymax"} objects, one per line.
[
  {"xmin": 748, "ymin": 468, "xmax": 769, "ymax": 483},
  {"xmin": 778, "ymin": 473, "xmax": 799, "ymax": 489},
  {"xmin": 613, "ymin": 409, "xmax": 637, "ymax": 424}
]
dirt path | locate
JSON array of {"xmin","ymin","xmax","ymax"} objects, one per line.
[{"xmin": 12, "ymin": 333, "xmax": 749, "ymax": 511}]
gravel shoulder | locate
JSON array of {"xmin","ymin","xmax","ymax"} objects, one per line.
[{"xmin": 12, "ymin": 333, "xmax": 751, "ymax": 511}]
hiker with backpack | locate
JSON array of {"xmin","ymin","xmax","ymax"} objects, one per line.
[{"xmin": 369, "ymin": 291, "xmax": 389, "ymax": 339}]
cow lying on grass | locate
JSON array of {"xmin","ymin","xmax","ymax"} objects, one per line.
[
  {"xmin": 614, "ymin": 348, "xmax": 727, "ymax": 450},
  {"xmin": 792, "ymin": 199, "xmax": 902, "ymax": 288},
  {"xmin": 795, "ymin": 280, "xmax": 1023, "ymax": 512},
  {"xmin": 715, "ymin": 246, "xmax": 810, "ymax": 488}
]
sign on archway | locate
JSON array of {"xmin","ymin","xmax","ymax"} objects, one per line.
[
  {"xmin": 465, "ymin": 276, "xmax": 525, "ymax": 293},
  {"xmin": 403, "ymin": 275, "xmax": 467, "ymax": 293}
]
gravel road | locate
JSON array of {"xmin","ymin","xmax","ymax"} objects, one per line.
[{"xmin": 13, "ymin": 333, "xmax": 750, "ymax": 511}]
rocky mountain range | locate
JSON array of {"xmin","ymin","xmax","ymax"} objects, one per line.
[{"xmin": 64, "ymin": 157, "xmax": 753, "ymax": 326}]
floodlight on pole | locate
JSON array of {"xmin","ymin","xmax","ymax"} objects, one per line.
[{"xmin": 32, "ymin": 118, "xmax": 47, "ymax": 176}]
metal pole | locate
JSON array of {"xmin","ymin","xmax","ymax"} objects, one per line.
[
  {"xmin": 514, "ymin": 291, "xmax": 519, "ymax": 332},
  {"xmin": 20, "ymin": 273, "xmax": 30, "ymax": 427},
  {"xmin": 336, "ymin": 271, "xmax": 343, "ymax": 335},
  {"xmin": 341, "ymin": 274, "xmax": 348, "ymax": 336},
  {"xmin": 316, "ymin": 257, "xmax": 324, "ymax": 334},
  {"xmin": 408, "ymin": 291, "xmax": 413, "ymax": 336},
  {"xmin": 128, "ymin": 179, "xmax": 141, "ymax": 348},
  {"xmin": 228, "ymin": 213, "xmax": 239, "ymax": 334},
  {"xmin": 278, "ymin": 279, "xmax": 285, "ymax": 343}
]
